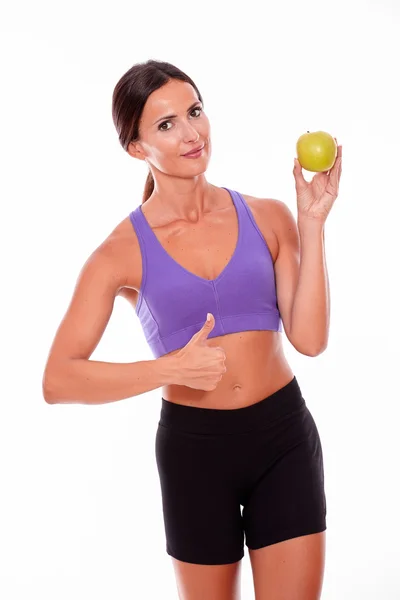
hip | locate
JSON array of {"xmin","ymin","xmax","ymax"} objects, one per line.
[{"xmin": 156, "ymin": 376, "xmax": 324, "ymax": 476}]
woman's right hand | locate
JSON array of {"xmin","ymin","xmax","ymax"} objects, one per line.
[{"xmin": 174, "ymin": 313, "xmax": 227, "ymax": 391}]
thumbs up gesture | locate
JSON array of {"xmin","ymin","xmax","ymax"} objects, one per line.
[{"xmin": 174, "ymin": 313, "xmax": 227, "ymax": 391}]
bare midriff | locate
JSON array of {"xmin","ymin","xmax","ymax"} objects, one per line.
[
  {"xmin": 115, "ymin": 185, "xmax": 295, "ymax": 410},
  {"xmin": 160, "ymin": 329, "xmax": 294, "ymax": 409}
]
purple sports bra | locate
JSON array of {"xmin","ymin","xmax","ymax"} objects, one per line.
[{"xmin": 128, "ymin": 188, "xmax": 282, "ymax": 358}]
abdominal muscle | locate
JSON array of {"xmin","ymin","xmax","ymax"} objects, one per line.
[
  {"xmin": 116, "ymin": 188, "xmax": 294, "ymax": 410},
  {"xmin": 160, "ymin": 329, "xmax": 294, "ymax": 409}
]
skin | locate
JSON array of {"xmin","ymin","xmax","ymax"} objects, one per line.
[
  {"xmin": 45, "ymin": 78, "xmax": 331, "ymax": 598},
  {"xmin": 124, "ymin": 78, "xmax": 302, "ymax": 409},
  {"xmin": 120, "ymin": 79, "xmax": 326, "ymax": 598}
]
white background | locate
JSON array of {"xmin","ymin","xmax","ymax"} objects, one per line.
[{"xmin": 1, "ymin": 0, "xmax": 399, "ymax": 598}]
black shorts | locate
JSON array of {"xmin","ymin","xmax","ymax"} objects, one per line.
[{"xmin": 155, "ymin": 376, "xmax": 326, "ymax": 565}]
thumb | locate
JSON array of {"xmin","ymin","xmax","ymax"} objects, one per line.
[{"xmin": 196, "ymin": 312, "xmax": 215, "ymax": 342}]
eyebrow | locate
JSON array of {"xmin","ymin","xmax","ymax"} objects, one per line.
[{"xmin": 153, "ymin": 101, "xmax": 202, "ymax": 125}]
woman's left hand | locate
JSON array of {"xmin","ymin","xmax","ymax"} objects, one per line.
[{"xmin": 293, "ymin": 139, "xmax": 342, "ymax": 223}]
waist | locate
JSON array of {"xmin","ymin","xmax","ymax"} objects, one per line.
[
  {"xmin": 159, "ymin": 375, "xmax": 305, "ymax": 435},
  {"xmin": 162, "ymin": 330, "xmax": 293, "ymax": 408}
]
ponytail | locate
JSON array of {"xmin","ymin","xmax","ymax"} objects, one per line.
[{"xmin": 142, "ymin": 170, "xmax": 154, "ymax": 204}]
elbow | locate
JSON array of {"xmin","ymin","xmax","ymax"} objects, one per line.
[
  {"xmin": 42, "ymin": 357, "xmax": 71, "ymax": 404},
  {"xmin": 287, "ymin": 319, "xmax": 329, "ymax": 357},
  {"xmin": 301, "ymin": 346, "xmax": 327, "ymax": 357},
  {"xmin": 42, "ymin": 372, "xmax": 59, "ymax": 404},
  {"xmin": 43, "ymin": 385, "xmax": 57, "ymax": 404},
  {"xmin": 290, "ymin": 335, "xmax": 328, "ymax": 357},
  {"xmin": 43, "ymin": 390, "xmax": 57, "ymax": 404},
  {"xmin": 300, "ymin": 341, "xmax": 328, "ymax": 357}
]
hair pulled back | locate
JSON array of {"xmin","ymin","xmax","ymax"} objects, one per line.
[{"xmin": 112, "ymin": 59, "xmax": 203, "ymax": 203}]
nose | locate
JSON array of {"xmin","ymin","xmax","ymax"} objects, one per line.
[{"xmin": 181, "ymin": 121, "xmax": 200, "ymax": 143}]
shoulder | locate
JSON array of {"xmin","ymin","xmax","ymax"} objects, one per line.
[
  {"xmin": 241, "ymin": 193, "xmax": 298, "ymax": 252},
  {"xmin": 242, "ymin": 193, "xmax": 296, "ymax": 230},
  {"xmin": 88, "ymin": 214, "xmax": 142, "ymax": 293},
  {"xmin": 95, "ymin": 215, "xmax": 137, "ymax": 259}
]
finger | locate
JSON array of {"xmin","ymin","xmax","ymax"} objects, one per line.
[
  {"xmin": 329, "ymin": 161, "xmax": 339, "ymax": 184},
  {"xmin": 326, "ymin": 140, "xmax": 341, "ymax": 178},
  {"xmin": 332, "ymin": 146, "xmax": 342, "ymax": 172},
  {"xmin": 333, "ymin": 137, "xmax": 342, "ymax": 155},
  {"xmin": 293, "ymin": 158, "xmax": 308, "ymax": 187},
  {"xmin": 330, "ymin": 154, "xmax": 342, "ymax": 189}
]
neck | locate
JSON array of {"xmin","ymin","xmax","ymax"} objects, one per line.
[{"xmin": 148, "ymin": 176, "xmax": 217, "ymax": 222}]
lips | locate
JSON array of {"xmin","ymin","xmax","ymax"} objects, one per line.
[{"xmin": 183, "ymin": 144, "xmax": 205, "ymax": 156}]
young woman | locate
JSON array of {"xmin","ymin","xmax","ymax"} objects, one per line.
[{"xmin": 43, "ymin": 59, "xmax": 342, "ymax": 600}]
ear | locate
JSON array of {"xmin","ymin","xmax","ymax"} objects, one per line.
[{"xmin": 127, "ymin": 141, "xmax": 146, "ymax": 161}]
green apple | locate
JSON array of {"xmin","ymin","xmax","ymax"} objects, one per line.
[{"xmin": 296, "ymin": 131, "xmax": 337, "ymax": 172}]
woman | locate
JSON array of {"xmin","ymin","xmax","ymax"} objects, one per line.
[{"xmin": 43, "ymin": 59, "xmax": 342, "ymax": 600}]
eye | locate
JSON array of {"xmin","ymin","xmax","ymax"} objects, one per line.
[
  {"xmin": 158, "ymin": 106, "xmax": 203, "ymax": 132},
  {"xmin": 191, "ymin": 106, "xmax": 202, "ymax": 118}
]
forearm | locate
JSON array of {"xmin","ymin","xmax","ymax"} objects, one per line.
[
  {"xmin": 290, "ymin": 217, "xmax": 330, "ymax": 355},
  {"xmin": 43, "ymin": 355, "xmax": 181, "ymax": 405}
]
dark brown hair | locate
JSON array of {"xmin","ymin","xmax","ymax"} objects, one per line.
[{"xmin": 112, "ymin": 59, "xmax": 204, "ymax": 204}]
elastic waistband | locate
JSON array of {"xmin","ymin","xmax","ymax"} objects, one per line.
[{"xmin": 159, "ymin": 376, "xmax": 306, "ymax": 435}]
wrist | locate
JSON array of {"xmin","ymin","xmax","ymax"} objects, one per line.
[
  {"xmin": 155, "ymin": 354, "xmax": 183, "ymax": 386},
  {"xmin": 297, "ymin": 214, "xmax": 325, "ymax": 232}
]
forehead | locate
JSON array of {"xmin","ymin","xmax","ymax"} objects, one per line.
[{"xmin": 143, "ymin": 80, "xmax": 199, "ymax": 118}]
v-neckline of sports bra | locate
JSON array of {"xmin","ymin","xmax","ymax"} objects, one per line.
[{"xmin": 138, "ymin": 187, "xmax": 241, "ymax": 284}]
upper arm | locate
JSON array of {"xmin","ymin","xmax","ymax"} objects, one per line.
[
  {"xmin": 271, "ymin": 200, "xmax": 300, "ymax": 337},
  {"xmin": 43, "ymin": 241, "xmax": 127, "ymax": 384}
]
